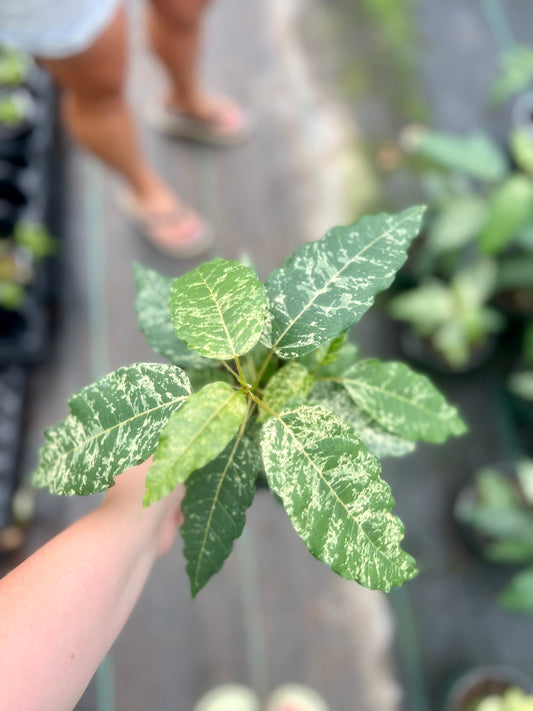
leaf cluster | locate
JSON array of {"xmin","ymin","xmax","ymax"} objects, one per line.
[
  {"xmin": 0, "ymin": 91, "xmax": 29, "ymax": 127},
  {"xmin": 491, "ymin": 45, "xmax": 533, "ymax": 105},
  {"xmin": 0, "ymin": 221, "xmax": 56, "ymax": 310},
  {"xmin": 390, "ymin": 128, "xmax": 533, "ymax": 368},
  {"xmin": 0, "ymin": 47, "xmax": 31, "ymax": 87},
  {"xmin": 455, "ymin": 461, "xmax": 533, "ymax": 616},
  {"xmin": 33, "ymin": 208, "xmax": 466, "ymax": 596},
  {"xmin": 474, "ymin": 686, "xmax": 533, "ymax": 711}
]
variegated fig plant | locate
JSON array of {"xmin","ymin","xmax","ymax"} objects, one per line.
[{"xmin": 34, "ymin": 206, "xmax": 467, "ymax": 596}]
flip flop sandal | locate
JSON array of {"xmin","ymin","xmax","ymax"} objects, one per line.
[
  {"xmin": 146, "ymin": 101, "xmax": 253, "ymax": 147},
  {"xmin": 264, "ymin": 684, "xmax": 330, "ymax": 711},
  {"xmin": 119, "ymin": 190, "xmax": 214, "ymax": 260},
  {"xmin": 194, "ymin": 684, "xmax": 261, "ymax": 711}
]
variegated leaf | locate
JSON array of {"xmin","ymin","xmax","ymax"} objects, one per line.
[
  {"xmin": 309, "ymin": 381, "xmax": 414, "ymax": 458},
  {"xmin": 340, "ymin": 360, "xmax": 467, "ymax": 443},
  {"xmin": 265, "ymin": 207, "xmax": 424, "ymax": 358},
  {"xmin": 170, "ymin": 258, "xmax": 267, "ymax": 360},
  {"xmin": 260, "ymin": 406, "xmax": 418, "ymax": 591},
  {"xmin": 33, "ymin": 363, "xmax": 191, "ymax": 496},
  {"xmin": 144, "ymin": 381, "xmax": 247, "ymax": 505},
  {"xmin": 133, "ymin": 263, "xmax": 214, "ymax": 369},
  {"xmin": 257, "ymin": 362, "xmax": 315, "ymax": 423},
  {"xmin": 181, "ymin": 436, "xmax": 260, "ymax": 596}
]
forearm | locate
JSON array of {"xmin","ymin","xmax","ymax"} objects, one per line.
[{"xmin": 0, "ymin": 466, "xmax": 166, "ymax": 711}]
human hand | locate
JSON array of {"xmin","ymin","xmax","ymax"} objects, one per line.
[{"xmin": 103, "ymin": 457, "xmax": 184, "ymax": 557}]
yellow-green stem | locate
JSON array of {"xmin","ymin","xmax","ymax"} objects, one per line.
[
  {"xmin": 247, "ymin": 390, "xmax": 280, "ymax": 421},
  {"xmin": 234, "ymin": 356, "xmax": 248, "ymax": 386}
]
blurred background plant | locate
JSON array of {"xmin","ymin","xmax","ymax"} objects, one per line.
[
  {"xmin": 474, "ymin": 685, "xmax": 533, "ymax": 710},
  {"xmin": 491, "ymin": 44, "xmax": 533, "ymax": 106},
  {"xmin": 388, "ymin": 259, "xmax": 505, "ymax": 372},
  {"xmin": 385, "ymin": 126, "xmax": 533, "ymax": 371},
  {"xmin": 455, "ymin": 460, "xmax": 533, "ymax": 616},
  {"xmin": 0, "ymin": 91, "xmax": 31, "ymax": 130},
  {"xmin": 0, "ymin": 47, "xmax": 31, "ymax": 88},
  {"xmin": 0, "ymin": 220, "xmax": 55, "ymax": 311}
]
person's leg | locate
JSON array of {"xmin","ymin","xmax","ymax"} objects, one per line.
[
  {"xmin": 146, "ymin": 0, "xmax": 245, "ymax": 130},
  {"xmin": 39, "ymin": 6, "xmax": 209, "ymax": 252}
]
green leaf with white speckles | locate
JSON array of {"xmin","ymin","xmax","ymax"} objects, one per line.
[
  {"xmin": 340, "ymin": 360, "xmax": 467, "ymax": 443},
  {"xmin": 33, "ymin": 363, "xmax": 191, "ymax": 496},
  {"xmin": 257, "ymin": 362, "xmax": 315, "ymax": 423},
  {"xmin": 260, "ymin": 406, "xmax": 417, "ymax": 591},
  {"xmin": 181, "ymin": 436, "xmax": 260, "ymax": 597},
  {"xmin": 144, "ymin": 381, "xmax": 247, "ymax": 505},
  {"xmin": 309, "ymin": 381, "xmax": 415, "ymax": 459},
  {"xmin": 265, "ymin": 207, "xmax": 424, "ymax": 358},
  {"xmin": 134, "ymin": 263, "xmax": 215, "ymax": 370},
  {"xmin": 170, "ymin": 258, "xmax": 267, "ymax": 360}
]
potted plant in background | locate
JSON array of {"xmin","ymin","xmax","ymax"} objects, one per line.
[
  {"xmin": 387, "ymin": 259, "xmax": 505, "ymax": 373},
  {"xmin": 395, "ymin": 127, "xmax": 507, "ymax": 283},
  {"xmin": 396, "ymin": 126, "xmax": 533, "ymax": 321},
  {"xmin": 454, "ymin": 459, "xmax": 533, "ymax": 615},
  {"xmin": 0, "ymin": 47, "xmax": 31, "ymax": 89},
  {"xmin": 0, "ymin": 88, "xmax": 36, "ymax": 141},
  {"xmin": 0, "ymin": 83, "xmax": 50, "ymax": 165},
  {"xmin": 33, "ymin": 206, "xmax": 467, "ymax": 597},
  {"xmin": 445, "ymin": 665, "xmax": 533, "ymax": 711},
  {"xmin": 490, "ymin": 44, "xmax": 533, "ymax": 108},
  {"xmin": 0, "ymin": 219, "xmax": 55, "ymax": 366}
]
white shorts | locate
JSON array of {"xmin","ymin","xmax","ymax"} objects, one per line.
[{"xmin": 0, "ymin": 0, "xmax": 122, "ymax": 59}]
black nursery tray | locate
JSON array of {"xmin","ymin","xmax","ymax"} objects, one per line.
[{"xmin": 0, "ymin": 365, "xmax": 27, "ymax": 529}]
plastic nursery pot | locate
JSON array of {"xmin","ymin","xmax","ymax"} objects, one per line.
[
  {"xmin": 0, "ymin": 148, "xmax": 31, "ymax": 171},
  {"xmin": 0, "ymin": 87, "xmax": 49, "ymax": 163},
  {"xmin": 506, "ymin": 375, "xmax": 533, "ymax": 429},
  {"xmin": 398, "ymin": 327, "xmax": 498, "ymax": 376},
  {"xmin": 505, "ymin": 390, "xmax": 533, "ymax": 457},
  {"xmin": 0, "ymin": 201, "xmax": 17, "ymax": 238},
  {"xmin": 493, "ymin": 288, "xmax": 533, "ymax": 322},
  {"xmin": 0, "ymin": 87, "xmax": 37, "ymax": 140},
  {"xmin": 0, "ymin": 295, "xmax": 49, "ymax": 367},
  {"xmin": 0, "ymin": 128, "xmax": 36, "ymax": 163},
  {"xmin": 0, "ymin": 160, "xmax": 44, "ymax": 214},
  {"xmin": 444, "ymin": 665, "xmax": 533, "ymax": 711}
]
